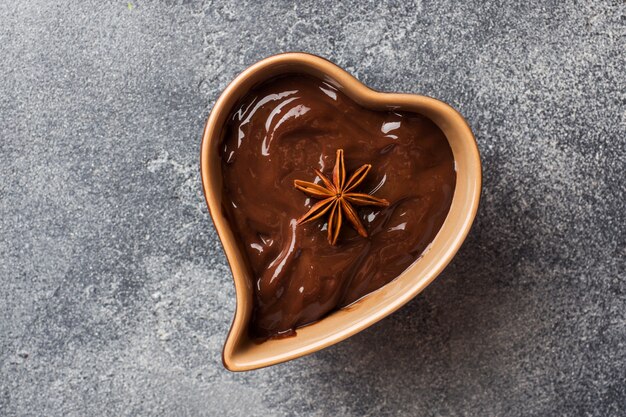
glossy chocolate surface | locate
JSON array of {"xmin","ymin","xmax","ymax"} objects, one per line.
[{"xmin": 220, "ymin": 75, "xmax": 456, "ymax": 338}]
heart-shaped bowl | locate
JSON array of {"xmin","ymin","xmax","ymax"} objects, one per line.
[{"xmin": 200, "ymin": 52, "xmax": 481, "ymax": 371}]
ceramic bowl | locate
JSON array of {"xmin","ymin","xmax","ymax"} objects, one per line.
[{"xmin": 200, "ymin": 52, "xmax": 481, "ymax": 371}]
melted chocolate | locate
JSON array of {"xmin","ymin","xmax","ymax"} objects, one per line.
[{"xmin": 220, "ymin": 75, "xmax": 456, "ymax": 338}]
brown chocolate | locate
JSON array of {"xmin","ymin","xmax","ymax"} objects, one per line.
[{"xmin": 220, "ymin": 75, "xmax": 456, "ymax": 338}]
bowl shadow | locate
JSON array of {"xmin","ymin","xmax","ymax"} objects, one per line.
[{"xmin": 288, "ymin": 182, "xmax": 533, "ymax": 414}]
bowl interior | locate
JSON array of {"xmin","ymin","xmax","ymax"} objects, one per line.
[{"xmin": 200, "ymin": 53, "xmax": 481, "ymax": 371}]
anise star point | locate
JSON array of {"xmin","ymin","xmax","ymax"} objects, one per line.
[{"xmin": 293, "ymin": 149, "xmax": 390, "ymax": 245}]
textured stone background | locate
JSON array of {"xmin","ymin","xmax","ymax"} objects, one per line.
[{"xmin": 1, "ymin": 1, "xmax": 624, "ymax": 416}]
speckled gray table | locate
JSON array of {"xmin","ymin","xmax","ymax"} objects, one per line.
[{"xmin": 1, "ymin": 1, "xmax": 624, "ymax": 416}]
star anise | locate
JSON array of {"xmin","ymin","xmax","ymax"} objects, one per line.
[{"xmin": 294, "ymin": 149, "xmax": 390, "ymax": 245}]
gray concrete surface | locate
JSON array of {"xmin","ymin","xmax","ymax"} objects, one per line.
[{"xmin": 1, "ymin": 1, "xmax": 624, "ymax": 416}]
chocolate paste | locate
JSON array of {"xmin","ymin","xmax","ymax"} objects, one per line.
[{"xmin": 220, "ymin": 75, "xmax": 456, "ymax": 338}]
